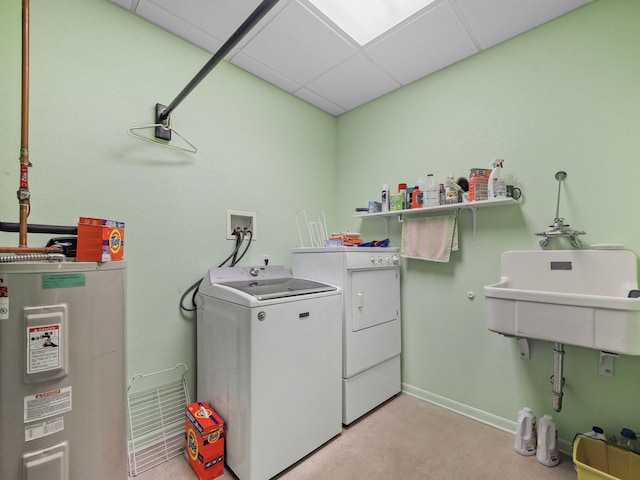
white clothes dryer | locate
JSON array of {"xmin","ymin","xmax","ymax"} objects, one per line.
[
  {"xmin": 292, "ymin": 247, "xmax": 401, "ymax": 425},
  {"xmin": 196, "ymin": 265, "xmax": 342, "ymax": 480}
]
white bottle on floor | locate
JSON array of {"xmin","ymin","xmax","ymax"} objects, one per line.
[
  {"xmin": 536, "ymin": 414, "xmax": 560, "ymax": 467},
  {"xmin": 515, "ymin": 407, "xmax": 537, "ymax": 456}
]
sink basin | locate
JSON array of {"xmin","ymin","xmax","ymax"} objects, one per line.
[{"xmin": 484, "ymin": 250, "xmax": 640, "ymax": 355}]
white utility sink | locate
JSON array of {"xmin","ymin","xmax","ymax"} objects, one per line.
[{"xmin": 484, "ymin": 250, "xmax": 640, "ymax": 355}]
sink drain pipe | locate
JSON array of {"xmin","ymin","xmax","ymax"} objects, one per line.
[{"xmin": 551, "ymin": 343, "xmax": 565, "ymax": 412}]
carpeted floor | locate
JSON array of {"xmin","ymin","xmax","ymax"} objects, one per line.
[{"xmin": 130, "ymin": 393, "xmax": 577, "ymax": 480}]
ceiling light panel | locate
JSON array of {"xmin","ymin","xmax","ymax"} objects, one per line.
[{"xmin": 307, "ymin": 0, "xmax": 437, "ymax": 45}]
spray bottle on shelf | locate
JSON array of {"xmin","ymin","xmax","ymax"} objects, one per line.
[{"xmin": 488, "ymin": 159, "xmax": 506, "ymax": 199}]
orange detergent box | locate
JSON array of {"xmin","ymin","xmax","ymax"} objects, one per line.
[
  {"xmin": 468, "ymin": 168, "xmax": 492, "ymax": 201},
  {"xmin": 76, "ymin": 217, "xmax": 124, "ymax": 262},
  {"xmin": 185, "ymin": 402, "xmax": 225, "ymax": 480}
]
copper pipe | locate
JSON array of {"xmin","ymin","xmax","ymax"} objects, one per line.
[
  {"xmin": 18, "ymin": 0, "xmax": 31, "ymax": 248},
  {"xmin": 1, "ymin": 0, "xmax": 54, "ymax": 257}
]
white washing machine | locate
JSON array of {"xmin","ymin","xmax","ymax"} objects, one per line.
[
  {"xmin": 292, "ymin": 247, "xmax": 401, "ymax": 425},
  {"xmin": 196, "ymin": 265, "xmax": 342, "ymax": 480}
]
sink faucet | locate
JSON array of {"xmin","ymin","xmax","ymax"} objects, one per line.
[
  {"xmin": 536, "ymin": 217, "xmax": 586, "ymax": 248},
  {"xmin": 535, "ymin": 171, "xmax": 585, "ymax": 248}
]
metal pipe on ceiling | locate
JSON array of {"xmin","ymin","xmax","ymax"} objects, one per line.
[{"xmin": 157, "ymin": 0, "xmax": 281, "ymax": 123}]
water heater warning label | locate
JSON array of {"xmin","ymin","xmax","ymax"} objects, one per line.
[
  {"xmin": 27, "ymin": 324, "xmax": 61, "ymax": 373},
  {"xmin": 25, "ymin": 416, "xmax": 65, "ymax": 441},
  {"xmin": 24, "ymin": 386, "xmax": 72, "ymax": 423}
]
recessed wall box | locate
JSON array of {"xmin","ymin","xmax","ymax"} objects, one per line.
[{"xmin": 226, "ymin": 210, "xmax": 257, "ymax": 240}]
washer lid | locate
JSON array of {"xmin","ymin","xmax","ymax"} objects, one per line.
[{"xmin": 219, "ymin": 277, "xmax": 337, "ymax": 301}]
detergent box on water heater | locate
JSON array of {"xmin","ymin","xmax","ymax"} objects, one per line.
[
  {"xmin": 76, "ymin": 217, "xmax": 124, "ymax": 262},
  {"xmin": 185, "ymin": 402, "xmax": 225, "ymax": 480}
]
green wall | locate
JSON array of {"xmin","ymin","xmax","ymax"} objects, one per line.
[
  {"xmin": 1, "ymin": 0, "xmax": 639, "ymax": 452},
  {"xmin": 337, "ymin": 0, "xmax": 640, "ymax": 450},
  {"xmin": 0, "ymin": 0, "xmax": 338, "ymax": 399}
]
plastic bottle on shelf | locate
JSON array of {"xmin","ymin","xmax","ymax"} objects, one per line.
[
  {"xmin": 444, "ymin": 175, "xmax": 459, "ymax": 204},
  {"xmin": 398, "ymin": 183, "xmax": 407, "ymax": 210},
  {"xmin": 411, "ymin": 185, "xmax": 423, "ymax": 209},
  {"xmin": 381, "ymin": 184, "xmax": 390, "ymax": 212},
  {"xmin": 423, "ymin": 174, "xmax": 439, "ymax": 207},
  {"xmin": 536, "ymin": 415, "xmax": 560, "ymax": 467},
  {"xmin": 515, "ymin": 407, "xmax": 537, "ymax": 456},
  {"xmin": 439, "ymin": 183, "xmax": 446, "ymax": 205}
]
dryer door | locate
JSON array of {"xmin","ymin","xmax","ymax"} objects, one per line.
[
  {"xmin": 345, "ymin": 267, "xmax": 401, "ymax": 378},
  {"xmin": 350, "ymin": 268, "xmax": 399, "ymax": 331}
]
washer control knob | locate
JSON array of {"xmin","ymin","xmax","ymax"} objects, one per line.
[
  {"xmin": 249, "ymin": 267, "xmax": 260, "ymax": 276},
  {"xmin": 377, "ymin": 256, "xmax": 383, "ymax": 265},
  {"xmin": 391, "ymin": 254, "xmax": 399, "ymax": 265},
  {"xmin": 370, "ymin": 256, "xmax": 376, "ymax": 264}
]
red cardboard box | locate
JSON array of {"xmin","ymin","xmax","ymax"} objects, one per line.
[
  {"xmin": 76, "ymin": 217, "xmax": 124, "ymax": 262},
  {"xmin": 185, "ymin": 402, "xmax": 225, "ymax": 480}
]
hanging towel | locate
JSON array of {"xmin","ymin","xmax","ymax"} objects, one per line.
[{"xmin": 401, "ymin": 215, "xmax": 458, "ymax": 262}]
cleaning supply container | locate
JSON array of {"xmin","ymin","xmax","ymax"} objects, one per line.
[
  {"xmin": 584, "ymin": 427, "xmax": 608, "ymax": 441},
  {"xmin": 537, "ymin": 414, "xmax": 560, "ymax": 466},
  {"xmin": 574, "ymin": 435, "xmax": 640, "ymax": 480},
  {"xmin": 515, "ymin": 407, "xmax": 537, "ymax": 456},
  {"xmin": 423, "ymin": 174, "xmax": 439, "ymax": 207}
]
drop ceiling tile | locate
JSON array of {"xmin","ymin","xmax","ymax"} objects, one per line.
[
  {"xmin": 365, "ymin": 1, "xmax": 479, "ymax": 86},
  {"xmin": 142, "ymin": 0, "xmax": 261, "ymax": 43},
  {"xmin": 453, "ymin": 0, "xmax": 589, "ymax": 49},
  {"xmin": 231, "ymin": 52, "xmax": 302, "ymax": 93},
  {"xmin": 295, "ymin": 88, "xmax": 346, "ymax": 116},
  {"xmin": 306, "ymin": 55, "xmax": 401, "ymax": 111},
  {"xmin": 240, "ymin": 0, "xmax": 357, "ymax": 85},
  {"xmin": 136, "ymin": 0, "xmax": 223, "ymax": 52}
]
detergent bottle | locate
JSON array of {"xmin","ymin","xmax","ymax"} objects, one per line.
[
  {"xmin": 536, "ymin": 415, "xmax": 560, "ymax": 467},
  {"xmin": 411, "ymin": 185, "xmax": 423, "ymax": 209},
  {"xmin": 423, "ymin": 174, "xmax": 439, "ymax": 207},
  {"xmin": 515, "ymin": 407, "xmax": 537, "ymax": 456}
]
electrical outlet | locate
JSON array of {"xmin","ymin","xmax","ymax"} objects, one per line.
[{"xmin": 261, "ymin": 255, "xmax": 270, "ymax": 266}]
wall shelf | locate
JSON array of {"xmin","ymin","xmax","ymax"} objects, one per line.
[{"xmin": 353, "ymin": 197, "xmax": 518, "ymax": 240}]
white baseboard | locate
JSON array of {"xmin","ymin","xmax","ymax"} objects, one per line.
[{"xmin": 402, "ymin": 383, "xmax": 573, "ymax": 455}]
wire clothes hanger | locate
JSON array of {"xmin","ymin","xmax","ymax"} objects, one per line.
[
  {"xmin": 127, "ymin": 0, "xmax": 281, "ymax": 154},
  {"xmin": 128, "ymin": 109, "xmax": 198, "ymax": 153}
]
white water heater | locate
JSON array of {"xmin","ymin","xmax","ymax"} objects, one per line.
[{"xmin": 0, "ymin": 261, "xmax": 127, "ymax": 480}]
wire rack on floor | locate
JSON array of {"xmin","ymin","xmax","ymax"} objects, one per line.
[{"xmin": 126, "ymin": 363, "xmax": 191, "ymax": 477}]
